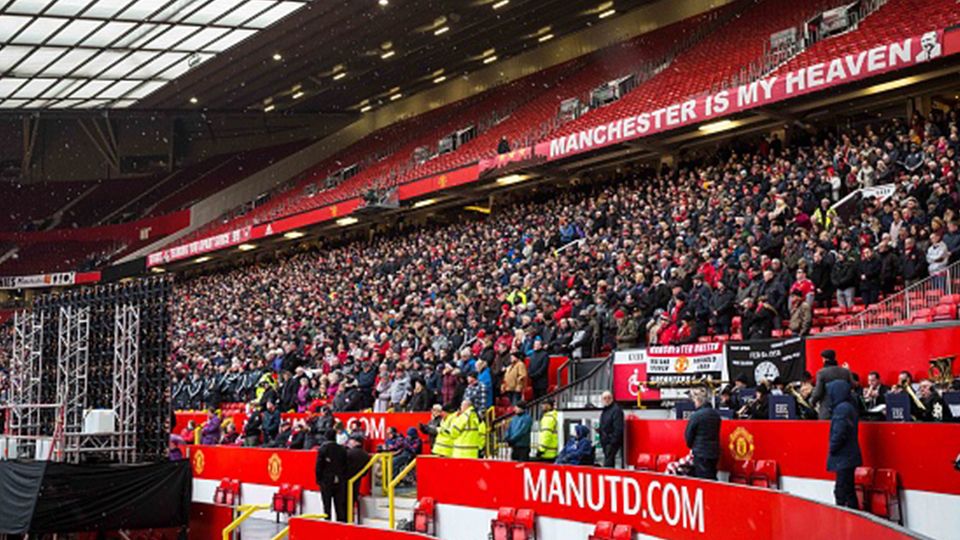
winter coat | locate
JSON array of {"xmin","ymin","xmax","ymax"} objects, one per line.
[
  {"xmin": 827, "ymin": 380, "xmax": 863, "ymax": 472},
  {"xmin": 684, "ymin": 403, "xmax": 721, "ymax": 459}
]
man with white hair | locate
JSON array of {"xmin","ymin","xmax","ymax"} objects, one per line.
[
  {"xmin": 599, "ymin": 391, "xmax": 624, "ymax": 468},
  {"xmin": 684, "ymin": 388, "xmax": 722, "ymax": 480}
]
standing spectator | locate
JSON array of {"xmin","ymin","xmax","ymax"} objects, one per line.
[
  {"xmin": 262, "ymin": 400, "xmax": 280, "ymax": 443},
  {"xmin": 858, "ymin": 247, "xmax": 882, "ymax": 305},
  {"xmin": 810, "ymin": 350, "xmax": 854, "ymax": 420},
  {"xmin": 537, "ymin": 400, "xmax": 559, "ymax": 461},
  {"xmin": 901, "ymin": 237, "xmax": 928, "ymax": 285},
  {"xmin": 527, "ymin": 337, "xmax": 550, "ymax": 400},
  {"xmin": 450, "ymin": 398, "xmax": 484, "ymax": 459},
  {"xmin": 463, "ymin": 372, "xmax": 487, "ymax": 413},
  {"xmin": 685, "ymin": 389, "xmax": 721, "ymax": 480},
  {"xmin": 199, "ymin": 409, "xmax": 221, "ymax": 445},
  {"xmin": 831, "ymin": 250, "xmax": 858, "ymax": 310},
  {"xmin": 826, "ymin": 380, "xmax": 862, "ymax": 509},
  {"xmin": 598, "ymin": 391, "xmax": 624, "ymax": 468},
  {"xmin": 315, "ymin": 430, "xmax": 348, "ymax": 522},
  {"xmin": 501, "ymin": 352, "xmax": 528, "ymax": 405},
  {"xmin": 788, "ymin": 290, "xmax": 812, "ymax": 336},
  {"xmin": 504, "ymin": 403, "xmax": 532, "ymax": 461},
  {"xmin": 927, "ymin": 231, "xmax": 950, "ymax": 286}
]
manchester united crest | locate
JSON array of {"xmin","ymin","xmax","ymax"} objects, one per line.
[
  {"xmin": 438, "ymin": 175, "xmax": 448, "ymax": 188},
  {"xmin": 193, "ymin": 449, "xmax": 205, "ymax": 475},
  {"xmin": 674, "ymin": 355, "xmax": 690, "ymax": 373},
  {"xmin": 728, "ymin": 427, "xmax": 755, "ymax": 461},
  {"xmin": 268, "ymin": 453, "xmax": 283, "ymax": 482},
  {"xmin": 330, "ymin": 205, "xmax": 338, "ymax": 217}
]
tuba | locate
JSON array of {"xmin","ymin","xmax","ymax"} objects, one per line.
[{"xmin": 929, "ymin": 356, "xmax": 955, "ymax": 390}]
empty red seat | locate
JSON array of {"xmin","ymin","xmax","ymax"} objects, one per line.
[
  {"xmin": 215, "ymin": 478, "xmax": 241, "ymax": 506},
  {"xmin": 590, "ymin": 522, "xmax": 615, "ymax": 540},
  {"xmin": 750, "ymin": 460, "xmax": 779, "ymax": 489},
  {"xmin": 491, "ymin": 507, "xmax": 516, "ymax": 540},
  {"xmin": 939, "ymin": 294, "xmax": 960, "ymax": 305},
  {"xmin": 635, "ymin": 453, "xmax": 654, "ymax": 471},
  {"xmin": 730, "ymin": 459, "xmax": 754, "ymax": 485},
  {"xmin": 933, "ymin": 304, "xmax": 957, "ymax": 321},
  {"xmin": 655, "ymin": 454, "xmax": 674, "ymax": 473},
  {"xmin": 414, "ymin": 497, "xmax": 436, "ymax": 535},
  {"xmin": 272, "ymin": 483, "xmax": 290, "ymax": 513},
  {"xmin": 612, "ymin": 524, "xmax": 633, "ymax": 540},
  {"xmin": 854, "ymin": 467, "xmax": 874, "ymax": 511},
  {"xmin": 870, "ymin": 469, "xmax": 902, "ymax": 524},
  {"xmin": 512, "ymin": 508, "xmax": 536, "ymax": 540}
]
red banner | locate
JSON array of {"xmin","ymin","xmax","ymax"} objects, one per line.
[
  {"xmin": 536, "ymin": 31, "xmax": 949, "ymax": 162},
  {"xmin": 175, "ymin": 411, "xmax": 432, "ymax": 453},
  {"xmin": 254, "ymin": 197, "xmax": 364, "ymax": 238},
  {"xmin": 624, "ymin": 418, "xmax": 960, "ymax": 496},
  {"xmin": 417, "ymin": 457, "xmax": 914, "ymax": 539},
  {"xmin": 805, "ymin": 324, "xmax": 960, "ymax": 385},
  {"xmin": 189, "ymin": 445, "xmax": 322, "ymax": 489},
  {"xmin": 397, "ymin": 164, "xmax": 480, "ymax": 200},
  {"xmin": 289, "ymin": 517, "xmax": 434, "ymax": 540}
]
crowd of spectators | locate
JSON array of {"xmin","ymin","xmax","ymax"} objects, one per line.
[{"xmin": 170, "ymin": 106, "xmax": 960, "ymax": 419}]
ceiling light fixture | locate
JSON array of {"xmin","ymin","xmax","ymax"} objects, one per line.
[
  {"xmin": 698, "ymin": 119, "xmax": 737, "ymax": 134},
  {"xmin": 390, "ymin": 93, "xmax": 402, "ymax": 101},
  {"xmin": 150, "ymin": 267, "xmax": 166, "ymax": 273},
  {"xmin": 264, "ymin": 104, "xmax": 275, "ymax": 112},
  {"xmin": 283, "ymin": 231, "xmax": 305, "ymax": 240},
  {"xmin": 433, "ymin": 75, "xmax": 447, "ymax": 84},
  {"xmin": 483, "ymin": 55, "xmax": 498, "ymax": 64},
  {"xmin": 492, "ymin": 0, "xmax": 509, "ymax": 8},
  {"xmin": 496, "ymin": 174, "xmax": 530, "ymax": 186},
  {"xmin": 333, "ymin": 72, "xmax": 347, "ymax": 80},
  {"xmin": 599, "ymin": 9, "xmax": 616, "ymax": 19},
  {"xmin": 292, "ymin": 91, "xmax": 304, "ymax": 99},
  {"xmin": 379, "ymin": 0, "xmax": 388, "ymax": 5},
  {"xmin": 336, "ymin": 217, "xmax": 359, "ymax": 226},
  {"xmin": 238, "ymin": 244, "xmax": 257, "ymax": 251},
  {"xmin": 273, "ymin": 53, "xmax": 283, "ymax": 61},
  {"xmin": 189, "ymin": 96, "xmax": 198, "ymax": 104},
  {"xmin": 381, "ymin": 50, "xmax": 396, "ymax": 59},
  {"xmin": 538, "ymin": 33, "xmax": 554, "ymax": 43},
  {"xmin": 434, "ymin": 26, "xmax": 450, "ymax": 36},
  {"xmin": 194, "ymin": 256, "xmax": 212, "ymax": 264},
  {"xmin": 413, "ymin": 198, "xmax": 438, "ymax": 208},
  {"xmin": 360, "ymin": 105, "xmax": 373, "ymax": 112}
]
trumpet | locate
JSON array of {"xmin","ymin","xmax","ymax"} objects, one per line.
[{"xmin": 929, "ymin": 356, "xmax": 955, "ymax": 389}]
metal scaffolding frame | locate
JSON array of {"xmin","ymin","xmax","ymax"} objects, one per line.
[
  {"xmin": 6, "ymin": 310, "xmax": 47, "ymax": 459},
  {"xmin": 113, "ymin": 303, "xmax": 140, "ymax": 464},
  {"xmin": 55, "ymin": 305, "xmax": 91, "ymax": 461}
]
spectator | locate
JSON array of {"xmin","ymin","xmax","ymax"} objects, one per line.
[
  {"xmin": 501, "ymin": 352, "xmax": 528, "ymax": 405},
  {"xmin": 450, "ymin": 398, "xmax": 484, "ymax": 459},
  {"xmin": 555, "ymin": 424, "xmax": 594, "ymax": 466},
  {"xmin": 262, "ymin": 400, "xmax": 280, "ymax": 442},
  {"xmin": 527, "ymin": 337, "xmax": 550, "ymax": 400},
  {"xmin": 684, "ymin": 388, "xmax": 721, "ymax": 480},
  {"xmin": 537, "ymin": 400, "xmax": 559, "ymax": 461},
  {"xmin": 504, "ymin": 403, "xmax": 532, "ymax": 461},
  {"xmin": 598, "ymin": 391, "xmax": 624, "ymax": 468},
  {"xmin": 315, "ymin": 430, "xmax": 348, "ymax": 522},
  {"xmin": 810, "ymin": 350, "xmax": 854, "ymax": 420},
  {"xmin": 826, "ymin": 380, "xmax": 862, "ymax": 509},
  {"xmin": 199, "ymin": 409, "xmax": 221, "ymax": 445},
  {"xmin": 788, "ymin": 290, "xmax": 812, "ymax": 336}
]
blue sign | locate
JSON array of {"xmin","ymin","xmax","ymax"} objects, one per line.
[
  {"xmin": 885, "ymin": 392, "xmax": 912, "ymax": 422},
  {"xmin": 675, "ymin": 401, "xmax": 696, "ymax": 420},
  {"xmin": 769, "ymin": 394, "xmax": 797, "ymax": 419}
]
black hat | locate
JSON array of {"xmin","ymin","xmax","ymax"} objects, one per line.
[
  {"xmin": 821, "ymin": 349, "xmax": 837, "ymax": 365},
  {"xmin": 735, "ymin": 374, "xmax": 749, "ymax": 385}
]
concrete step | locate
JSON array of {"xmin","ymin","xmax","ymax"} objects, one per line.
[
  {"xmin": 360, "ymin": 494, "xmax": 417, "ymax": 523},
  {"xmin": 238, "ymin": 517, "xmax": 285, "ymax": 540}
]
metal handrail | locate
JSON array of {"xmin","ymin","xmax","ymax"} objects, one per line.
[
  {"xmin": 387, "ymin": 458, "xmax": 418, "ymax": 529},
  {"xmin": 267, "ymin": 513, "xmax": 328, "ymax": 540},
  {"xmin": 222, "ymin": 504, "xmax": 270, "ymax": 540},
  {"xmin": 346, "ymin": 452, "xmax": 392, "ymax": 524}
]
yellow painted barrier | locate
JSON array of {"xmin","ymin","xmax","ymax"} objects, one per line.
[
  {"xmin": 387, "ymin": 458, "xmax": 417, "ymax": 529},
  {"xmin": 267, "ymin": 513, "xmax": 328, "ymax": 540},
  {"xmin": 221, "ymin": 504, "xmax": 269, "ymax": 540},
  {"xmin": 346, "ymin": 452, "xmax": 392, "ymax": 523}
]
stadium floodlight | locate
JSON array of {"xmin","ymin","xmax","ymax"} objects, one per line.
[
  {"xmin": 263, "ymin": 104, "xmax": 275, "ymax": 112},
  {"xmin": 189, "ymin": 96, "xmax": 198, "ymax": 104},
  {"xmin": 238, "ymin": 244, "xmax": 257, "ymax": 251},
  {"xmin": 413, "ymin": 198, "xmax": 438, "ymax": 208},
  {"xmin": 284, "ymin": 231, "xmax": 305, "ymax": 239},
  {"xmin": 379, "ymin": 0, "xmax": 389, "ymax": 5},
  {"xmin": 194, "ymin": 256, "xmax": 212, "ymax": 264},
  {"xmin": 292, "ymin": 91, "xmax": 304, "ymax": 99},
  {"xmin": 333, "ymin": 72, "xmax": 347, "ymax": 80},
  {"xmin": 698, "ymin": 119, "xmax": 737, "ymax": 134},
  {"xmin": 538, "ymin": 34, "xmax": 554, "ymax": 43},
  {"xmin": 336, "ymin": 217, "xmax": 359, "ymax": 226},
  {"xmin": 390, "ymin": 92, "xmax": 403, "ymax": 101},
  {"xmin": 483, "ymin": 55, "xmax": 498, "ymax": 64},
  {"xmin": 273, "ymin": 53, "xmax": 283, "ymax": 61},
  {"xmin": 434, "ymin": 26, "xmax": 450, "ymax": 36},
  {"xmin": 381, "ymin": 50, "xmax": 396, "ymax": 59},
  {"xmin": 360, "ymin": 105, "xmax": 373, "ymax": 112},
  {"xmin": 433, "ymin": 75, "xmax": 447, "ymax": 84}
]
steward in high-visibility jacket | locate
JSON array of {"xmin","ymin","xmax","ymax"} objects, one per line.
[
  {"xmin": 432, "ymin": 411, "xmax": 457, "ymax": 457},
  {"xmin": 451, "ymin": 401, "xmax": 484, "ymax": 459},
  {"xmin": 538, "ymin": 404, "xmax": 559, "ymax": 460}
]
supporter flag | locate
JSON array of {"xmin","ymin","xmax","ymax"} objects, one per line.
[{"xmin": 726, "ymin": 337, "xmax": 806, "ymax": 387}]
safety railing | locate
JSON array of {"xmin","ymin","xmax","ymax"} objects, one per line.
[
  {"xmin": 489, "ymin": 354, "xmax": 614, "ymax": 460},
  {"xmin": 387, "ymin": 458, "xmax": 418, "ymax": 529},
  {"xmin": 830, "ymin": 259, "xmax": 960, "ymax": 333},
  {"xmin": 267, "ymin": 513, "xmax": 328, "ymax": 540},
  {"xmin": 347, "ymin": 452, "xmax": 392, "ymax": 524},
  {"xmin": 222, "ymin": 503, "xmax": 270, "ymax": 540}
]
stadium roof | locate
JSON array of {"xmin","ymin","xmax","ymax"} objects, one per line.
[{"xmin": 0, "ymin": 0, "xmax": 311, "ymax": 109}]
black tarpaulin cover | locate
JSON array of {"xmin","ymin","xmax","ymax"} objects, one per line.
[{"xmin": 0, "ymin": 460, "xmax": 190, "ymax": 534}]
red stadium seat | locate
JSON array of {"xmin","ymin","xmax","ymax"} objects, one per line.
[
  {"xmin": 589, "ymin": 522, "xmax": 615, "ymax": 540},
  {"xmin": 854, "ymin": 467, "xmax": 874, "ymax": 511},
  {"xmin": 635, "ymin": 453, "xmax": 654, "ymax": 471},
  {"xmin": 491, "ymin": 507, "xmax": 516, "ymax": 540},
  {"xmin": 655, "ymin": 454, "xmax": 674, "ymax": 473},
  {"xmin": 729, "ymin": 459, "xmax": 754, "ymax": 485},
  {"xmin": 869, "ymin": 469, "xmax": 902, "ymax": 524},
  {"xmin": 750, "ymin": 460, "xmax": 779, "ymax": 489},
  {"xmin": 938, "ymin": 294, "xmax": 960, "ymax": 306},
  {"xmin": 933, "ymin": 304, "xmax": 957, "ymax": 321},
  {"xmin": 512, "ymin": 508, "xmax": 536, "ymax": 540},
  {"xmin": 414, "ymin": 497, "xmax": 436, "ymax": 535},
  {"xmin": 214, "ymin": 478, "xmax": 229, "ymax": 505},
  {"xmin": 272, "ymin": 483, "xmax": 290, "ymax": 513},
  {"xmin": 612, "ymin": 524, "xmax": 633, "ymax": 540}
]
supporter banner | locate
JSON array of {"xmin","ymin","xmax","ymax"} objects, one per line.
[
  {"xmin": 623, "ymin": 418, "xmax": 960, "ymax": 496},
  {"xmin": 805, "ymin": 323, "xmax": 960, "ymax": 385},
  {"xmin": 147, "ymin": 226, "xmax": 252, "ymax": 267},
  {"xmin": 477, "ymin": 147, "xmax": 545, "ymax": 176},
  {"xmin": 726, "ymin": 337, "xmax": 806, "ymax": 387},
  {"xmin": 417, "ymin": 457, "xmax": 915, "ymax": 540},
  {"xmin": 537, "ymin": 31, "xmax": 946, "ymax": 162},
  {"xmin": 614, "ymin": 343, "xmax": 726, "ymax": 401},
  {"xmin": 0, "ymin": 272, "xmax": 75, "ymax": 290}
]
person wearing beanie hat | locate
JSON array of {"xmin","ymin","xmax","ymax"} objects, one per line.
[{"xmin": 810, "ymin": 349, "xmax": 854, "ymax": 419}]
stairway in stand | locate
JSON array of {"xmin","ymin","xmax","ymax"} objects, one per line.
[{"xmin": 359, "ymin": 487, "xmax": 418, "ymax": 530}]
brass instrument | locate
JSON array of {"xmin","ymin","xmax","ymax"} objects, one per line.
[
  {"xmin": 786, "ymin": 382, "xmax": 814, "ymax": 411},
  {"xmin": 900, "ymin": 380, "xmax": 927, "ymax": 412},
  {"xmin": 638, "ymin": 376, "xmax": 729, "ymax": 391},
  {"xmin": 929, "ymin": 356, "xmax": 955, "ymax": 389}
]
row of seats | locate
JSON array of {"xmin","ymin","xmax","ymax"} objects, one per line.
[
  {"xmin": 213, "ymin": 478, "xmax": 241, "ymax": 506},
  {"xmin": 590, "ymin": 522, "xmax": 633, "ymax": 540},
  {"xmin": 730, "ymin": 459, "xmax": 780, "ymax": 489},
  {"xmin": 272, "ymin": 483, "xmax": 303, "ymax": 516},
  {"xmin": 491, "ymin": 507, "xmax": 537, "ymax": 540}
]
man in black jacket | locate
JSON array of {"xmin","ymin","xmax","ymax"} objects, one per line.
[
  {"xmin": 599, "ymin": 391, "xmax": 624, "ymax": 468},
  {"xmin": 315, "ymin": 431, "xmax": 348, "ymax": 522},
  {"xmin": 827, "ymin": 379, "xmax": 862, "ymax": 509},
  {"xmin": 684, "ymin": 388, "xmax": 721, "ymax": 480},
  {"xmin": 810, "ymin": 350, "xmax": 855, "ymax": 419},
  {"xmin": 527, "ymin": 338, "xmax": 550, "ymax": 399}
]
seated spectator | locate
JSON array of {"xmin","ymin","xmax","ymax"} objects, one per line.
[
  {"xmin": 555, "ymin": 424, "xmax": 594, "ymax": 466},
  {"xmin": 199, "ymin": 409, "xmax": 221, "ymax": 445}
]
